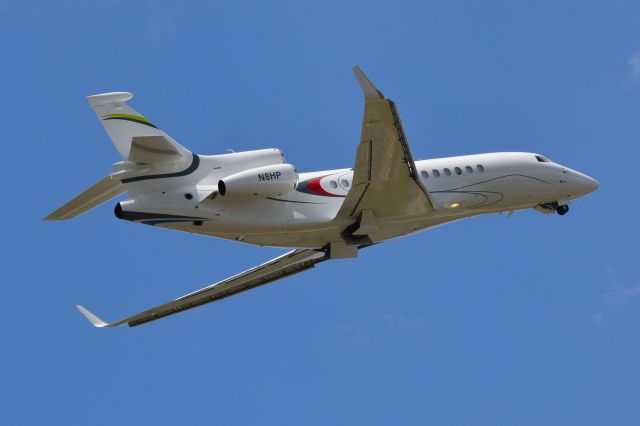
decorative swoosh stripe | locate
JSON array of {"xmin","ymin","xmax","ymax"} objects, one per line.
[
  {"xmin": 116, "ymin": 209, "xmax": 207, "ymax": 226},
  {"xmin": 442, "ymin": 174, "xmax": 553, "ymax": 191},
  {"xmin": 121, "ymin": 153, "xmax": 200, "ymax": 183},
  {"xmin": 116, "ymin": 210, "xmax": 207, "ymax": 222},
  {"xmin": 266, "ymin": 196, "xmax": 325, "ymax": 204},
  {"xmin": 296, "ymin": 176, "xmax": 345, "ymax": 198},
  {"xmin": 429, "ymin": 174, "xmax": 547, "ymax": 210},
  {"xmin": 102, "ymin": 113, "xmax": 158, "ymax": 129}
]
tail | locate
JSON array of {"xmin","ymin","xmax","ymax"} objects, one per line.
[
  {"xmin": 45, "ymin": 92, "xmax": 194, "ymax": 220},
  {"xmin": 87, "ymin": 92, "xmax": 190, "ymax": 161}
]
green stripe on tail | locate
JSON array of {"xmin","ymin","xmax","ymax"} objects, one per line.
[{"xmin": 102, "ymin": 113, "xmax": 157, "ymax": 128}]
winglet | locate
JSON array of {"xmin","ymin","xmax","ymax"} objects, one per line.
[
  {"xmin": 352, "ymin": 66, "xmax": 385, "ymax": 100},
  {"xmin": 76, "ymin": 305, "xmax": 110, "ymax": 328}
]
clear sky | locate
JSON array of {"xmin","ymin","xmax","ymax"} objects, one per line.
[{"xmin": 1, "ymin": 1, "xmax": 638, "ymax": 424}]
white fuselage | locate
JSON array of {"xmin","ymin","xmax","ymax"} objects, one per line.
[
  {"xmin": 58, "ymin": 72, "xmax": 603, "ymax": 328},
  {"xmin": 114, "ymin": 151, "xmax": 598, "ymax": 248}
]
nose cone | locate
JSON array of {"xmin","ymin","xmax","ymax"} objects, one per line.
[
  {"xmin": 579, "ymin": 174, "xmax": 600, "ymax": 195},
  {"xmin": 569, "ymin": 170, "xmax": 599, "ymax": 196}
]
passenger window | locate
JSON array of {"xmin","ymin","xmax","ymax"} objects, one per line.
[
  {"xmin": 444, "ymin": 168, "xmax": 451, "ymax": 176},
  {"xmin": 340, "ymin": 179, "xmax": 350, "ymax": 188},
  {"xmin": 454, "ymin": 167, "xmax": 462, "ymax": 175},
  {"xmin": 465, "ymin": 166, "xmax": 473, "ymax": 173},
  {"xmin": 421, "ymin": 170, "xmax": 429, "ymax": 178},
  {"xmin": 432, "ymin": 169, "xmax": 440, "ymax": 177},
  {"xmin": 477, "ymin": 164, "xmax": 485, "ymax": 172},
  {"xmin": 329, "ymin": 180, "xmax": 338, "ymax": 189}
]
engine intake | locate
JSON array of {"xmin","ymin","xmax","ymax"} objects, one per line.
[{"xmin": 218, "ymin": 164, "xmax": 298, "ymax": 197}]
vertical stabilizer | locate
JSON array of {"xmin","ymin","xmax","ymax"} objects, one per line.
[{"xmin": 87, "ymin": 92, "xmax": 190, "ymax": 161}]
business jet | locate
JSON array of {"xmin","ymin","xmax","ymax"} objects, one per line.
[{"xmin": 46, "ymin": 67, "xmax": 599, "ymax": 328}]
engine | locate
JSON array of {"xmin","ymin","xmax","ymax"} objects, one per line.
[{"xmin": 218, "ymin": 163, "xmax": 298, "ymax": 197}]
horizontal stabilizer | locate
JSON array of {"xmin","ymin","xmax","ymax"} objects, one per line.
[{"xmin": 44, "ymin": 175, "xmax": 124, "ymax": 220}]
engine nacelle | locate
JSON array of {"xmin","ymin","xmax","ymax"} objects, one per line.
[{"xmin": 218, "ymin": 164, "xmax": 298, "ymax": 197}]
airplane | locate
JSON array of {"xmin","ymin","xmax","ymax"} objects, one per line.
[{"xmin": 46, "ymin": 66, "xmax": 599, "ymax": 328}]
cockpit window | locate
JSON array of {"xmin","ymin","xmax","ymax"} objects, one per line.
[{"xmin": 535, "ymin": 155, "xmax": 550, "ymax": 163}]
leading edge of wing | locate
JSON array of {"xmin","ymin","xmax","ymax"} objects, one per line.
[{"xmin": 76, "ymin": 249, "xmax": 328, "ymax": 328}]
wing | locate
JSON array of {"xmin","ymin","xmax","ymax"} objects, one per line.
[
  {"xmin": 77, "ymin": 248, "xmax": 328, "ymax": 328},
  {"xmin": 337, "ymin": 67, "xmax": 438, "ymax": 221}
]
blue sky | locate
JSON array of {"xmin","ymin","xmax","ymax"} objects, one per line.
[{"xmin": 1, "ymin": 0, "xmax": 639, "ymax": 424}]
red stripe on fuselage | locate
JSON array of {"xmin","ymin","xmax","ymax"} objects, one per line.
[{"xmin": 307, "ymin": 177, "xmax": 343, "ymax": 197}]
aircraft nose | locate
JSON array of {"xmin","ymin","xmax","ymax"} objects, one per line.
[
  {"xmin": 570, "ymin": 170, "xmax": 599, "ymax": 195},
  {"xmin": 584, "ymin": 175, "xmax": 599, "ymax": 193}
]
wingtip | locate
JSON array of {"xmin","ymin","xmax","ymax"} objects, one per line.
[
  {"xmin": 351, "ymin": 66, "xmax": 384, "ymax": 99},
  {"xmin": 76, "ymin": 305, "xmax": 109, "ymax": 328},
  {"xmin": 43, "ymin": 213, "xmax": 61, "ymax": 221}
]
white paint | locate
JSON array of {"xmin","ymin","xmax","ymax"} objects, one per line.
[{"xmin": 50, "ymin": 67, "xmax": 599, "ymax": 327}]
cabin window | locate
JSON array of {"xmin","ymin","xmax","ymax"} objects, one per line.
[
  {"xmin": 432, "ymin": 169, "xmax": 440, "ymax": 177},
  {"xmin": 444, "ymin": 168, "xmax": 451, "ymax": 176},
  {"xmin": 465, "ymin": 166, "xmax": 473, "ymax": 173},
  {"xmin": 340, "ymin": 179, "xmax": 350, "ymax": 188},
  {"xmin": 329, "ymin": 180, "xmax": 338, "ymax": 189},
  {"xmin": 454, "ymin": 167, "xmax": 462, "ymax": 175},
  {"xmin": 421, "ymin": 170, "xmax": 429, "ymax": 178},
  {"xmin": 477, "ymin": 164, "xmax": 485, "ymax": 172}
]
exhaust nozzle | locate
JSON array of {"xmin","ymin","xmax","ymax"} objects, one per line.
[{"xmin": 114, "ymin": 202, "xmax": 124, "ymax": 219}]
